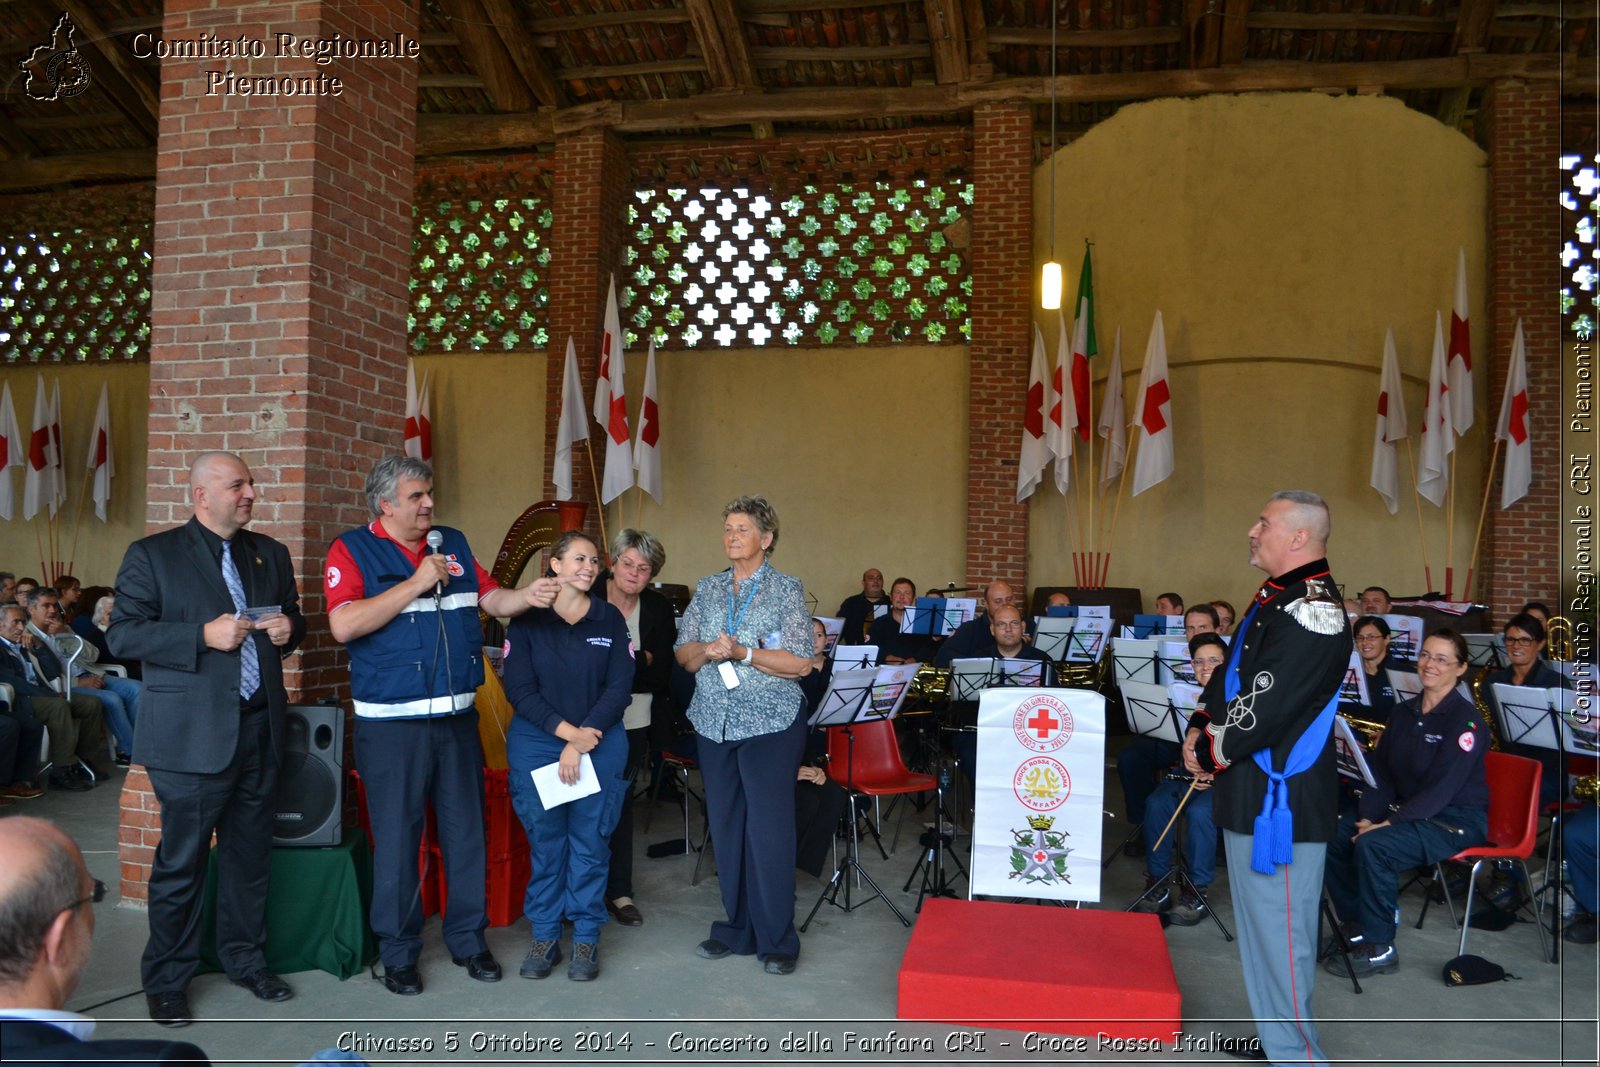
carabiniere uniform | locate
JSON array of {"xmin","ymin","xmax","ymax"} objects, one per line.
[{"xmin": 1187, "ymin": 558, "xmax": 1353, "ymax": 841}]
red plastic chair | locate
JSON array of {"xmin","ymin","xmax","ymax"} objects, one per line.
[
  {"xmin": 1427, "ymin": 750, "xmax": 1551, "ymax": 962},
  {"xmin": 826, "ymin": 718, "xmax": 936, "ymax": 856}
]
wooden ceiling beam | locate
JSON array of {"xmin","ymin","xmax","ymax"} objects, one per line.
[
  {"xmin": 418, "ymin": 111, "xmax": 557, "ymax": 154},
  {"xmin": 1246, "ymin": 12, "xmax": 1454, "ymax": 32},
  {"xmin": 1219, "ymin": 0, "xmax": 1252, "ymax": 66},
  {"xmin": 1183, "ymin": 0, "xmax": 1225, "ymax": 68},
  {"xmin": 0, "ymin": 149, "xmax": 154, "ymax": 192},
  {"xmin": 530, "ymin": 10, "xmax": 693, "ymax": 31},
  {"xmin": 0, "ymin": 110, "xmax": 39, "ymax": 158},
  {"xmin": 924, "ymin": 0, "xmax": 970, "ymax": 84},
  {"xmin": 59, "ymin": 0, "xmax": 159, "ymax": 141},
  {"xmin": 480, "ymin": 0, "xmax": 565, "ymax": 108},
  {"xmin": 959, "ymin": 0, "xmax": 993, "ymax": 79},
  {"xmin": 1453, "ymin": 0, "xmax": 1498, "ymax": 52},
  {"xmin": 988, "ymin": 26, "xmax": 1184, "ymax": 48},
  {"xmin": 558, "ymin": 59, "xmax": 708, "ymax": 80},
  {"xmin": 681, "ymin": 0, "xmax": 770, "ymax": 137},
  {"xmin": 751, "ymin": 44, "xmax": 929, "ymax": 61},
  {"xmin": 435, "ymin": 0, "xmax": 536, "ymax": 112},
  {"xmin": 743, "ymin": 0, "xmax": 905, "ymax": 12}
]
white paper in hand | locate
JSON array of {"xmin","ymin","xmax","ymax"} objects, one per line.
[{"xmin": 531, "ymin": 752, "xmax": 602, "ymax": 809}]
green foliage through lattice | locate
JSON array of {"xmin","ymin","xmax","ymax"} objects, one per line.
[
  {"xmin": 409, "ymin": 194, "xmax": 552, "ymax": 352},
  {"xmin": 623, "ymin": 180, "xmax": 972, "ymax": 348},
  {"xmin": 0, "ymin": 230, "xmax": 152, "ymax": 362},
  {"xmin": 1561, "ymin": 153, "xmax": 1599, "ymax": 343}
]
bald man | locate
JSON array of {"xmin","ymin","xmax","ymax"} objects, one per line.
[
  {"xmin": 836, "ymin": 568, "xmax": 889, "ymax": 645},
  {"xmin": 935, "ymin": 580, "xmax": 1015, "ymax": 666},
  {"xmin": 0, "ymin": 818, "xmax": 210, "ymax": 1064},
  {"xmin": 109, "ymin": 452, "xmax": 306, "ymax": 1026}
]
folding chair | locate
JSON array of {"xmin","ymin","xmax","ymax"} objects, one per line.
[{"xmin": 1418, "ymin": 750, "xmax": 1552, "ymax": 962}]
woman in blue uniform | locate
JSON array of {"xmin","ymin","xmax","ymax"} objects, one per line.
[{"xmin": 503, "ymin": 531, "xmax": 633, "ymax": 982}]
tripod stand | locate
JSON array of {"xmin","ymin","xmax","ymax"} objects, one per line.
[
  {"xmin": 1124, "ymin": 778, "xmax": 1233, "ymax": 942},
  {"xmin": 800, "ymin": 723, "xmax": 910, "ymax": 930},
  {"xmin": 904, "ymin": 759, "xmax": 967, "ymax": 911}
]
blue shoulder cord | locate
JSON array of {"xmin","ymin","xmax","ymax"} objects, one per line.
[{"xmin": 1224, "ymin": 595, "xmax": 1340, "ymax": 875}]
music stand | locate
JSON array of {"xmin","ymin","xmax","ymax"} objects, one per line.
[
  {"xmin": 902, "ymin": 758, "xmax": 967, "ymax": 912},
  {"xmin": 1112, "ymin": 638, "xmax": 1166, "ymax": 686},
  {"xmin": 1103, "ymin": 681, "xmax": 1187, "ymax": 870},
  {"xmin": 1036, "ymin": 617, "xmax": 1111, "ymax": 665},
  {"xmin": 830, "ymin": 646, "xmax": 880, "ymax": 670},
  {"xmin": 801, "ymin": 665, "xmax": 917, "ymax": 930},
  {"xmin": 1464, "ymin": 634, "xmax": 1508, "ymax": 670},
  {"xmin": 949, "ymin": 657, "xmax": 1050, "ymax": 701},
  {"xmin": 1332, "ymin": 716, "xmax": 1377, "ymax": 788},
  {"xmin": 1339, "ymin": 650, "xmax": 1372, "ymax": 706}
]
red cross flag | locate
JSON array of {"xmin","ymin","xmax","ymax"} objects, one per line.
[
  {"xmin": 594, "ymin": 275, "xmax": 623, "ymax": 428},
  {"xmin": 633, "ymin": 339, "xmax": 663, "ymax": 504},
  {"xmin": 86, "ymin": 382, "xmax": 114, "ymax": 522},
  {"xmin": 1369, "ymin": 328, "xmax": 1409, "ymax": 515},
  {"xmin": 1046, "ymin": 308, "xmax": 1075, "ymax": 493},
  {"xmin": 23, "ymin": 374, "xmax": 55, "ymax": 521},
  {"xmin": 1097, "ymin": 326, "xmax": 1126, "ymax": 491},
  {"xmin": 0, "ymin": 380, "xmax": 21, "ymax": 521},
  {"xmin": 599, "ymin": 315, "xmax": 633, "ymax": 506},
  {"xmin": 1417, "ymin": 311, "xmax": 1454, "ymax": 507},
  {"xmin": 403, "ymin": 360, "xmax": 432, "ymax": 462},
  {"xmin": 552, "ymin": 337, "xmax": 588, "ymax": 501},
  {"xmin": 1447, "ymin": 247, "xmax": 1474, "ymax": 435},
  {"xmin": 1130, "ymin": 311, "xmax": 1174, "ymax": 497},
  {"xmin": 1496, "ymin": 319, "xmax": 1532, "ymax": 509},
  {"xmin": 1015, "ymin": 324, "xmax": 1050, "ymax": 502}
]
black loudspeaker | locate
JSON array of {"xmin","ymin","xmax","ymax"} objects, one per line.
[{"xmin": 274, "ymin": 703, "xmax": 344, "ymax": 847}]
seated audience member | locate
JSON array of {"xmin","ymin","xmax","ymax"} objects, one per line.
[
  {"xmin": 70, "ymin": 591, "xmax": 138, "ymax": 680},
  {"xmin": 1485, "ymin": 612, "xmax": 1572, "ymax": 804},
  {"xmin": 1210, "ymin": 600, "xmax": 1235, "ymax": 636},
  {"xmin": 1358, "ymin": 586, "xmax": 1393, "ymax": 616},
  {"xmin": 0, "ymin": 606, "xmax": 111, "ymax": 793},
  {"xmin": 1182, "ymin": 604, "xmax": 1219, "ymax": 641},
  {"xmin": 23, "ymin": 588, "xmax": 142, "ymax": 768},
  {"xmin": 0, "ymin": 573, "xmax": 15, "ymax": 605},
  {"xmin": 0, "ymin": 816, "xmax": 212, "ymax": 1065},
  {"xmin": 1154, "ymin": 592, "xmax": 1183, "ymax": 616},
  {"xmin": 794, "ymin": 763, "xmax": 850, "ymax": 879},
  {"xmin": 53, "ymin": 577, "xmax": 81, "ymax": 622},
  {"xmin": 1351, "ymin": 616, "xmax": 1403, "ymax": 724},
  {"xmin": 870, "ymin": 578, "xmax": 939, "ymax": 665},
  {"xmin": 935, "ymin": 581, "xmax": 1014, "ymax": 666},
  {"xmin": 13, "ymin": 578, "xmax": 38, "ymax": 604},
  {"xmin": 1324, "ymin": 629, "xmax": 1487, "ymax": 979},
  {"xmin": 836, "ymin": 569, "xmax": 889, "ymax": 645},
  {"xmin": 1563, "ymin": 804, "xmax": 1599, "ymax": 944},
  {"xmin": 1134, "ymin": 634, "xmax": 1227, "ymax": 925}
]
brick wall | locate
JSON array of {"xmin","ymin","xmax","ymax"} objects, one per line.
[
  {"xmin": 965, "ymin": 103, "xmax": 1034, "ymax": 591},
  {"xmin": 1482, "ymin": 81, "xmax": 1561, "ymax": 624},
  {"xmin": 542, "ymin": 129, "xmax": 629, "ymax": 525},
  {"xmin": 120, "ymin": 0, "xmax": 418, "ymax": 904}
]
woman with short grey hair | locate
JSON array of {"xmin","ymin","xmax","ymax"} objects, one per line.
[{"xmin": 674, "ymin": 495, "xmax": 813, "ymax": 975}]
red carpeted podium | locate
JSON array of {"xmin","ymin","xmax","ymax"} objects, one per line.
[{"xmin": 898, "ymin": 898, "xmax": 1181, "ymax": 1044}]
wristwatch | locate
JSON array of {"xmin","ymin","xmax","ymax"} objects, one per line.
[{"xmin": 742, "ymin": 644, "xmax": 754, "ymax": 665}]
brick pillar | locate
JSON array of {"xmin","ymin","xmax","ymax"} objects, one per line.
[
  {"xmin": 542, "ymin": 129, "xmax": 629, "ymax": 527},
  {"xmin": 965, "ymin": 103, "xmax": 1034, "ymax": 591},
  {"xmin": 1482, "ymin": 81, "xmax": 1560, "ymax": 624},
  {"xmin": 119, "ymin": 0, "xmax": 418, "ymax": 903}
]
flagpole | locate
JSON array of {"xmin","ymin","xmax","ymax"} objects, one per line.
[
  {"xmin": 66, "ymin": 468, "xmax": 92, "ymax": 575},
  {"xmin": 33, "ymin": 518, "xmax": 46, "ymax": 586},
  {"xmin": 1403, "ymin": 438, "xmax": 1433, "ymax": 592},
  {"xmin": 582, "ymin": 439, "xmax": 609, "ymax": 557},
  {"xmin": 1464, "ymin": 439, "xmax": 1502, "ymax": 604},
  {"xmin": 1444, "ymin": 451, "xmax": 1457, "ymax": 599},
  {"xmin": 1102, "ymin": 432, "xmax": 1139, "ymax": 589}
]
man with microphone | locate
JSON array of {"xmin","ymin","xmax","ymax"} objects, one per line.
[{"xmin": 325, "ymin": 456, "xmax": 560, "ymax": 997}]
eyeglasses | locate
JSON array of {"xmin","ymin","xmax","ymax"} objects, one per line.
[
  {"xmin": 1418, "ymin": 653, "xmax": 1463, "ymax": 667},
  {"xmin": 62, "ymin": 879, "xmax": 107, "ymax": 913},
  {"xmin": 1354, "ymin": 634, "xmax": 1388, "ymax": 643},
  {"xmin": 1504, "ymin": 636, "xmax": 1537, "ymax": 647}
]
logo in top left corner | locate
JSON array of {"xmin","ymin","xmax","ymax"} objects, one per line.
[{"xmin": 20, "ymin": 13, "xmax": 92, "ymax": 102}]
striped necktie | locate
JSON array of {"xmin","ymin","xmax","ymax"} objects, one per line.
[{"xmin": 221, "ymin": 540, "xmax": 260, "ymax": 700}]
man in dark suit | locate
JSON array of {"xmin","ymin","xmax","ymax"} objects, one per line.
[
  {"xmin": 0, "ymin": 816, "xmax": 211, "ymax": 1065},
  {"xmin": 0, "ymin": 604, "xmax": 108, "ymax": 792},
  {"xmin": 108, "ymin": 452, "xmax": 306, "ymax": 1027}
]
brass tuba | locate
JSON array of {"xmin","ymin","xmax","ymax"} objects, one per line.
[
  {"xmin": 1471, "ymin": 667, "xmax": 1503, "ymax": 752},
  {"xmin": 1546, "ymin": 615, "xmax": 1576, "ymax": 662}
]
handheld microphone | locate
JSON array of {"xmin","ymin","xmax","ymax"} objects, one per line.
[{"xmin": 425, "ymin": 530, "xmax": 444, "ymax": 599}]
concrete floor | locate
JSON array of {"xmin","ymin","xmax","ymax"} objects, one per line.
[{"xmin": 13, "ymin": 741, "xmax": 1598, "ymax": 1066}]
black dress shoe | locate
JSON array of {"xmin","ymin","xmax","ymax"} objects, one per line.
[
  {"xmin": 146, "ymin": 991, "xmax": 192, "ymax": 1027},
  {"xmin": 762, "ymin": 955, "xmax": 797, "ymax": 975},
  {"xmin": 695, "ymin": 938, "xmax": 733, "ymax": 960},
  {"xmin": 48, "ymin": 768, "xmax": 92, "ymax": 793},
  {"xmin": 607, "ymin": 898, "xmax": 644, "ymax": 926},
  {"xmin": 378, "ymin": 963, "xmax": 423, "ymax": 996},
  {"xmin": 232, "ymin": 970, "xmax": 293, "ymax": 1002},
  {"xmin": 452, "ymin": 951, "xmax": 502, "ymax": 982}
]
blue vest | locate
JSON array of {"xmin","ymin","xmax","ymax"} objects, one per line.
[{"xmin": 339, "ymin": 524, "xmax": 485, "ymax": 719}]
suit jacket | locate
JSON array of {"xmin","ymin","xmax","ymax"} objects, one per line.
[
  {"xmin": 0, "ymin": 1018, "xmax": 210, "ymax": 1065},
  {"xmin": 0, "ymin": 639, "xmax": 71, "ymax": 710},
  {"xmin": 108, "ymin": 516, "xmax": 305, "ymax": 774},
  {"xmin": 25, "ymin": 622, "xmax": 74, "ymax": 687}
]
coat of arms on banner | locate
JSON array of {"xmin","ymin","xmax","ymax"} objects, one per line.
[
  {"xmin": 1013, "ymin": 755, "xmax": 1070, "ymax": 810},
  {"xmin": 1010, "ymin": 815, "xmax": 1072, "ymax": 884},
  {"xmin": 1012, "ymin": 692, "xmax": 1074, "ymax": 753}
]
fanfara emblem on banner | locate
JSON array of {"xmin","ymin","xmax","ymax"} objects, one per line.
[
  {"xmin": 1010, "ymin": 814, "xmax": 1072, "ymax": 884},
  {"xmin": 1012, "ymin": 693, "xmax": 1074, "ymax": 753},
  {"xmin": 1013, "ymin": 755, "xmax": 1070, "ymax": 811}
]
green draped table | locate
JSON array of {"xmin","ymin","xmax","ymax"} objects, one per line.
[{"xmin": 200, "ymin": 828, "xmax": 376, "ymax": 980}]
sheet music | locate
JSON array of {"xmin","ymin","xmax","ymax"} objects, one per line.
[
  {"xmin": 1490, "ymin": 683, "xmax": 1572, "ymax": 751},
  {"xmin": 808, "ymin": 662, "xmax": 921, "ymax": 726},
  {"xmin": 1112, "ymin": 637, "xmax": 1165, "ymax": 686},
  {"xmin": 1332, "ymin": 716, "xmax": 1377, "ymax": 786},
  {"xmin": 815, "ymin": 616, "xmax": 845, "ymax": 655},
  {"xmin": 1034, "ymin": 617, "xmax": 1111, "ymax": 663},
  {"xmin": 1463, "ymin": 633, "xmax": 1507, "ymax": 670},
  {"xmin": 831, "ymin": 645, "xmax": 879, "ymax": 670},
  {"xmin": 1380, "ymin": 613, "xmax": 1425, "ymax": 661},
  {"xmin": 1340, "ymin": 650, "xmax": 1372, "ymax": 705},
  {"xmin": 1118, "ymin": 680, "xmax": 1184, "ymax": 744},
  {"xmin": 1389, "ymin": 667, "xmax": 1421, "ymax": 702},
  {"xmin": 1160, "ymin": 640, "xmax": 1196, "ymax": 684}
]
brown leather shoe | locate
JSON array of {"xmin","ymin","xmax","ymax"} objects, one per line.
[
  {"xmin": 0, "ymin": 781, "xmax": 44, "ymax": 800},
  {"xmin": 606, "ymin": 898, "xmax": 643, "ymax": 927}
]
